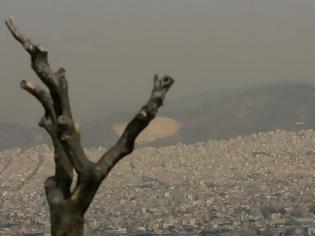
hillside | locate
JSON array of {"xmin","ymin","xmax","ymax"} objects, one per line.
[
  {"xmin": 2, "ymin": 82, "xmax": 315, "ymax": 150},
  {"xmin": 83, "ymin": 81, "xmax": 315, "ymax": 147},
  {"xmin": 160, "ymin": 82, "xmax": 315, "ymax": 145},
  {"xmin": 0, "ymin": 123, "xmax": 46, "ymax": 150},
  {"xmin": 1, "ymin": 130, "xmax": 315, "ymax": 235}
]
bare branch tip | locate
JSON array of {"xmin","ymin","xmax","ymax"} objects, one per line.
[
  {"xmin": 55, "ymin": 67, "xmax": 66, "ymax": 78},
  {"xmin": 5, "ymin": 15, "xmax": 15, "ymax": 26},
  {"xmin": 20, "ymin": 80, "xmax": 27, "ymax": 88},
  {"xmin": 163, "ymin": 75, "xmax": 174, "ymax": 83},
  {"xmin": 5, "ymin": 16, "xmax": 18, "ymax": 35},
  {"xmin": 37, "ymin": 44, "xmax": 48, "ymax": 53},
  {"xmin": 20, "ymin": 80, "xmax": 36, "ymax": 91},
  {"xmin": 152, "ymin": 75, "xmax": 175, "ymax": 91}
]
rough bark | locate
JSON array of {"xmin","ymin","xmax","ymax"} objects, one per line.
[{"xmin": 5, "ymin": 16, "xmax": 174, "ymax": 236}]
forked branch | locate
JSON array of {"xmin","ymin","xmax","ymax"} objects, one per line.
[{"xmin": 6, "ymin": 16, "xmax": 174, "ymax": 235}]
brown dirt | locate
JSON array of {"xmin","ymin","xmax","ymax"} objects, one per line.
[{"xmin": 112, "ymin": 116, "xmax": 182, "ymax": 144}]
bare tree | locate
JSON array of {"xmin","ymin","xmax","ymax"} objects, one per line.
[{"xmin": 5, "ymin": 17, "xmax": 174, "ymax": 236}]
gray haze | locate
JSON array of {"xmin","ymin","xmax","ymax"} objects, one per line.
[{"xmin": 0, "ymin": 0, "xmax": 314, "ymax": 124}]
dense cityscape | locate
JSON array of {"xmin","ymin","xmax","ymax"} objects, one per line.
[{"xmin": 1, "ymin": 130, "xmax": 315, "ymax": 235}]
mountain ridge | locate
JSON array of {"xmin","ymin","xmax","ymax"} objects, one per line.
[{"xmin": 1, "ymin": 81, "xmax": 315, "ymax": 150}]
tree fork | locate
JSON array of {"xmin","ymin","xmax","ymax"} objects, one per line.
[{"xmin": 5, "ymin": 16, "xmax": 174, "ymax": 236}]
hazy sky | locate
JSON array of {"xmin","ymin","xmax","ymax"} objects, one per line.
[{"xmin": 1, "ymin": 0, "xmax": 314, "ymax": 123}]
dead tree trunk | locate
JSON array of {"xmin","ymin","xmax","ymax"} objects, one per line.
[{"xmin": 5, "ymin": 16, "xmax": 174, "ymax": 236}]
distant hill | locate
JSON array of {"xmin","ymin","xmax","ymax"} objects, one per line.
[
  {"xmin": 2, "ymin": 82, "xmax": 315, "ymax": 149},
  {"xmin": 158, "ymin": 81, "xmax": 315, "ymax": 145},
  {"xmin": 0, "ymin": 123, "xmax": 46, "ymax": 150},
  {"xmin": 81, "ymin": 81, "xmax": 315, "ymax": 147}
]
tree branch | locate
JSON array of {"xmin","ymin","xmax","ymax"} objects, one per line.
[
  {"xmin": 68, "ymin": 75, "xmax": 174, "ymax": 213},
  {"xmin": 20, "ymin": 80, "xmax": 56, "ymax": 123},
  {"xmin": 5, "ymin": 16, "xmax": 60, "ymax": 97},
  {"xmin": 6, "ymin": 16, "xmax": 175, "ymax": 219},
  {"xmin": 6, "ymin": 17, "xmax": 98, "ymax": 204},
  {"xmin": 97, "ymin": 74, "xmax": 174, "ymax": 178},
  {"xmin": 6, "ymin": 17, "xmax": 75, "ymax": 200}
]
